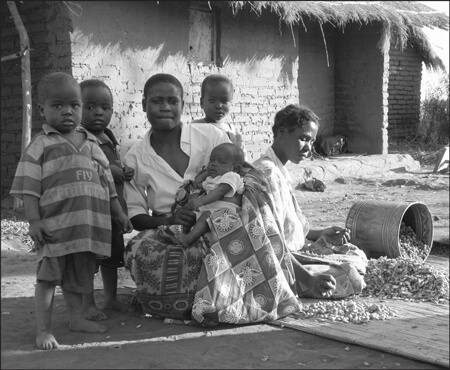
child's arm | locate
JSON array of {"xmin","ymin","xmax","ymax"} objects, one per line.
[
  {"xmin": 123, "ymin": 165, "xmax": 135, "ymax": 182},
  {"xmin": 192, "ymin": 168, "xmax": 209, "ymax": 189},
  {"xmin": 110, "ymin": 197, "xmax": 133, "ymax": 233},
  {"xmin": 186, "ymin": 183, "xmax": 232, "ymax": 211},
  {"xmin": 23, "ymin": 194, "xmax": 53, "ymax": 248},
  {"xmin": 110, "ymin": 164, "xmax": 126, "ymax": 185}
]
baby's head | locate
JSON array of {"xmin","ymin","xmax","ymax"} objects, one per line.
[
  {"xmin": 207, "ymin": 143, "xmax": 244, "ymax": 178},
  {"xmin": 80, "ymin": 79, "xmax": 113, "ymax": 134},
  {"xmin": 200, "ymin": 74, "xmax": 233, "ymax": 123},
  {"xmin": 37, "ymin": 72, "xmax": 82, "ymax": 133},
  {"xmin": 142, "ymin": 73, "xmax": 184, "ymax": 130}
]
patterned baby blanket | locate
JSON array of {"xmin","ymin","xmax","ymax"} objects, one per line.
[{"xmin": 191, "ymin": 168, "xmax": 302, "ymax": 325}]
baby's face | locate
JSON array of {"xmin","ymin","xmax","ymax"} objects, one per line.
[
  {"xmin": 201, "ymin": 81, "xmax": 232, "ymax": 123},
  {"xmin": 207, "ymin": 146, "xmax": 235, "ymax": 178},
  {"xmin": 39, "ymin": 83, "xmax": 82, "ymax": 134},
  {"xmin": 81, "ymin": 86, "xmax": 113, "ymax": 134}
]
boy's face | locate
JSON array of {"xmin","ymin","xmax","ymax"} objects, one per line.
[
  {"xmin": 142, "ymin": 82, "xmax": 184, "ymax": 131},
  {"xmin": 207, "ymin": 145, "xmax": 236, "ymax": 178},
  {"xmin": 39, "ymin": 83, "xmax": 82, "ymax": 134},
  {"xmin": 201, "ymin": 81, "xmax": 232, "ymax": 123},
  {"xmin": 81, "ymin": 86, "xmax": 113, "ymax": 134}
]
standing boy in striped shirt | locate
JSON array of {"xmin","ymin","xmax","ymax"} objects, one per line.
[{"xmin": 10, "ymin": 72, "xmax": 133, "ymax": 350}]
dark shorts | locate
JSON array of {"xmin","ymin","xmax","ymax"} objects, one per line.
[
  {"xmin": 36, "ymin": 252, "xmax": 96, "ymax": 294},
  {"xmin": 96, "ymin": 231, "xmax": 125, "ymax": 270}
]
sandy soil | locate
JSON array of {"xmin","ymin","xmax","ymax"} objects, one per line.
[{"xmin": 1, "ymin": 159, "xmax": 448, "ymax": 369}]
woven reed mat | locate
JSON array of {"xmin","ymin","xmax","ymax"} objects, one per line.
[{"xmin": 270, "ymin": 297, "xmax": 449, "ymax": 367}]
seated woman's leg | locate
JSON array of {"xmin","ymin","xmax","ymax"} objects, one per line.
[{"xmin": 123, "ymin": 229, "xmax": 204, "ymax": 320}]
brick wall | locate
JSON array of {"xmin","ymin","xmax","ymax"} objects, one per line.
[
  {"xmin": 68, "ymin": 1, "xmax": 301, "ymax": 162},
  {"xmin": 335, "ymin": 22, "xmax": 387, "ymax": 154},
  {"xmin": 387, "ymin": 44, "xmax": 422, "ymax": 142},
  {"xmin": 1, "ymin": 2, "xmax": 412, "ymax": 197},
  {"xmin": 69, "ymin": 1, "xmax": 191, "ymax": 159},
  {"xmin": 217, "ymin": 5, "xmax": 300, "ymax": 160}
]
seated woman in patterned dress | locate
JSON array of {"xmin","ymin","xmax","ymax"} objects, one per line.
[{"xmin": 122, "ymin": 73, "xmax": 230, "ymax": 319}]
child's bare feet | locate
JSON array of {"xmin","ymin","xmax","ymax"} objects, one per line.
[
  {"xmin": 36, "ymin": 331, "xmax": 59, "ymax": 350},
  {"xmin": 69, "ymin": 318, "xmax": 107, "ymax": 333},
  {"xmin": 84, "ymin": 305, "xmax": 108, "ymax": 321},
  {"xmin": 105, "ymin": 299, "xmax": 134, "ymax": 313}
]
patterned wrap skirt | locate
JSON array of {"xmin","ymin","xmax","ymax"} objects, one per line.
[{"xmin": 124, "ymin": 229, "xmax": 205, "ymax": 320}]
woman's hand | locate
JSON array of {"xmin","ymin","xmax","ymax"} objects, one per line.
[
  {"xmin": 28, "ymin": 220, "xmax": 53, "ymax": 249},
  {"xmin": 305, "ymin": 273, "xmax": 336, "ymax": 298},
  {"xmin": 321, "ymin": 226, "xmax": 350, "ymax": 246},
  {"xmin": 171, "ymin": 207, "xmax": 196, "ymax": 228}
]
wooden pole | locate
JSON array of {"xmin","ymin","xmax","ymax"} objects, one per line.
[{"xmin": 7, "ymin": 1, "xmax": 32, "ymax": 210}]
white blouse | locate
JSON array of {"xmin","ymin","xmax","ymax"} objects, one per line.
[{"xmin": 123, "ymin": 123, "xmax": 230, "ymax": 218}]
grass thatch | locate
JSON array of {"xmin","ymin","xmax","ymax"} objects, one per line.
[{"xmin": 229, "ymin": 1, "xmax": 449, "ymax": 70}]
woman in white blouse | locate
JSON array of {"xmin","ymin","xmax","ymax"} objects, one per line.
[{"xmin": 122, "ymin": 73, "xmax": 229, "ymax": 320}]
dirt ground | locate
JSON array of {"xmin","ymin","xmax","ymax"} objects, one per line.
[{"xmin": 1, "ymin": 146, "xmax": 449, "ymax": 369}]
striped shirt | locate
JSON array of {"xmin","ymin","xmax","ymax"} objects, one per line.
[{"xmin": 10, "ymin": 124, "xmax": 117, "ymax": 260}]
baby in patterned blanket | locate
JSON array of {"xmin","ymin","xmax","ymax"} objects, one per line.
[{"xmin": 166, "ymin": 143, "xmax": 245, "ymax": 248}]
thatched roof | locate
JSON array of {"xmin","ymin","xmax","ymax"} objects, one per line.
[{"xmin": 229, "ymin": 1, "xmax": 449, "ymax": 70}]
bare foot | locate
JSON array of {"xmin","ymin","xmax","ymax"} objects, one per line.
[
  {"xmin": 69, "ymin": 318, "xmax": 107, "ymax": 333},
  {"xmin": 105, "ymin": 299, "xmax": 134, "ymax": 313},
  {"xmin": 84, "ymin": 305, "xmax": 108, "ymax": 321},
  {"xmin": 36, "ymin": 332, "xmax": 59, "ymax": 350}
]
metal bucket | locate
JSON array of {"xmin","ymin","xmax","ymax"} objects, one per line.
[{"xmin": 345, "ymin": 200, "xmax": 434, "ymax": 261}]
